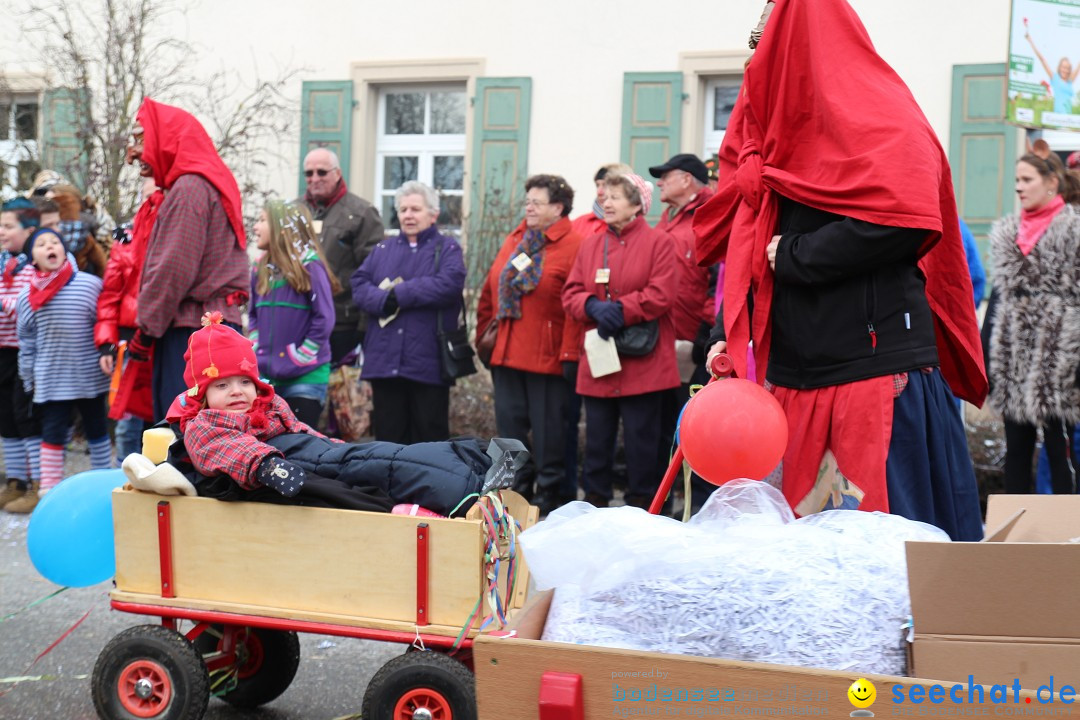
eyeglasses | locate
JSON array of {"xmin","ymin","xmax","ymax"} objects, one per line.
[
  {"xmin": 305, "ymin": 168, "xmax": 337, "ymax": 178},
  {"xmin": 524, "ymin": 199, "xmax": 550, "ymax": 208}
]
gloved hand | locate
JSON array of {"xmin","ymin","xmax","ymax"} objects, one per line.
[
  {"xmin": 99, "ymin": 344, "xmax": 117, "ymax": 376},
  {"xmin": 256, "ymin": 456, "xmax": 306, "ymax": 497},
  {"xmin": 127, "ymin": 329, "xmax": 155, "ymax": 363},
  {"xmin": 562, "ymin": 361, "xmax": 578, "ymax": 385},
  {"xmin": 382, "ymin": 288, "xmax": 399, "ymax": 317},
  {"xmin": 586, "ymin": 298, "xmax": 624, "ymax": 340}
]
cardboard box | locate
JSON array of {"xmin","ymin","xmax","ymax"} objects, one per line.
[
  {"xmin": 110, "ymin": 487, "xmax": 536, "ymax": 637},
  {"xmin": 907, "ymin": 494, "xmax": 1080, "ymax": 688}
]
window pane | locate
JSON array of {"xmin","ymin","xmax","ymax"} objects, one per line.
[
  {"xmin": 437, "ymin": 195, "xmax": 463, "ymax": 227},
  {"xmin": 433, "ymin": 155, "xmax": 464, "ymax": 191},
  {"xmin": 0, "ymin": 106, "xmax": 9, "ymax": 140},
  {"xmin": 385, "ymin": 93, "xmax": 425, "ymax": 135},
  {"xmin": 430, "ymin": 91, "xmax": 466, "ymax": 134},
  {"xmin": 383, "ymin": 156, "xmax": 418, "ymax": 190},
  {"xmin": 15, "ymin": 104, "xmax": 38, "ymax": 141},
  {"xmin": 17, "ymin": 159, "xmax": 42, "ymax": 191},
  {"xmin": 712, "ymin": 86, "xmax": 740, "ymax": 132},
  {"xmin": 381, "ymin": 196, "xmax": 400, "ymax": 231}
]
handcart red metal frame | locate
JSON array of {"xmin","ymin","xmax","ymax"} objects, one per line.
[{"xmin": 93, "ymin": 487, "xmax": 534, "ymax": 720}]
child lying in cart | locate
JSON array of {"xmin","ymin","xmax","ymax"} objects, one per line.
[{"xmin": 161, "ymin": 312, "xmax": 519, "ymax": 515}]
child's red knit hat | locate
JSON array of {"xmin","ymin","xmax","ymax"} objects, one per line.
[
  {"xmin": 165, "ymin": 312, "xmax": 274, "ymax": 430},
  {"xmin": 181, "ymin": 311, "xmax": 272, "ymax": 403}
]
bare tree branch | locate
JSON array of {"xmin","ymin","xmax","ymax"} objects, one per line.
[{"xmin": 16, "ymin": 0, "xmax": 304, "ymax": 229}]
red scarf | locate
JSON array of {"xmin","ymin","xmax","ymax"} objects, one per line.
[
  {"xmin": 136, "ymin": 99, "xmax": 247, "ymax": 249},
  {"xmin": 692, "ymin": 0, "xmax": 987, "ymax": 406},
  {"xmin": 305, "ymin": 178, "xmax": 348, "ymax": 210},
  {"xmin": 28, "ymin": 259, "xmax": 74, "ymax": 310},
  {"xmin": 1018, "ymin": 194, "xmax": 1064, "ymax": 256},
  {"xmin": 130, "ymin": 189, "xmax": 165, "ymax": 287}
]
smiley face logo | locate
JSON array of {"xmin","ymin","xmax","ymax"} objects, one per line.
[{"xmin": 848, "ymin": 678, "xmax": 876, "ymax": 710}]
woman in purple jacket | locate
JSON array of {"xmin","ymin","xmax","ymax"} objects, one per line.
[
  {"xmin": 250, "ymin": 200, "xmax": 339, "ymax": 426},
  {"xmin": 351, "ymin": 181, "xmax": 466, "ymax": 444}
]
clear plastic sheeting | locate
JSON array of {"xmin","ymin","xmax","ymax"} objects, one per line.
[{"xmin": 520, "ymin": 480, "xmax": 948, "ymax": 676}]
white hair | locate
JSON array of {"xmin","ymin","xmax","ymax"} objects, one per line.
[
  {"xmin": 305, "ymin": 147, "xmax": 341, "ymax": 170},
  {"xmin": 395, "ymin": 181, "xmax": 440, "ymax": 215}
]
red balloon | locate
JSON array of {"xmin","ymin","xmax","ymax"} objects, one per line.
[{"xmin": 678, "ymin": 378, "xmax": 788, "ymax": 486}]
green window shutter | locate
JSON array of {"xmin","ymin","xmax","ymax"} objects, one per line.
[
  {"xmin": 949, "ymin": 64, "xmax": 1018, "ymax": 272},
  {"xmin": 41, "ymin": 87, "xmax": 87, "ymax": 189},
  {"xmin": 298, "ymin": 80, "xmax": 353, "ymax": 195},
  {"xmin": 467, "ymin": 77, "xmax": 531, "ymax": 290},
  {"xmin": 621, "ymin": 72, "xmax": 683, "ymax": 222}
]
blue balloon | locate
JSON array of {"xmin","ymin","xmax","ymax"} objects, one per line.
[
  {"xmin": 675, "ymin": 402, "xmax": 689, "ymax": 446},
  {"xmin": 27, "ymin": 469, "xmax": 127, "ymax": 587}
]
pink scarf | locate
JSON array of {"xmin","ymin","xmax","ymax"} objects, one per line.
[{"xmin": 1018, "ymin": 194, "xmax": 1065, "ymax": 256}]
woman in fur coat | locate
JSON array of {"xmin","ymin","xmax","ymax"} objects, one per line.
[{"xmin": 988, "ymin": 152, "xmax": 1080, "ymax": 494}]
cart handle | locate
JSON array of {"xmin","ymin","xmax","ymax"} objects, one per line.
[{"xmin": 648, "ymin": 353, "xmax": 734, "ymax": 515}]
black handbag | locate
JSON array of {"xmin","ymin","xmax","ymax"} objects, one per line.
[
  {"xmin": 614, "ymin": 319, "xmax": 659, "ymax": 356},
  {"xmin": 601, "ymin": 234, "xmax": 660, "ymax": 357},
  {"xmin": 434, "ymin": 241, "xmax": 477, "ymax": 383}
]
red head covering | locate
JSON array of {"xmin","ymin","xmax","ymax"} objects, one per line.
[
  {"xmin": 692, "ymin": 0, "xmax": 986, "ymax": 405},
  {"xmin": 165, "ymin": 312, "xmax": 273, "ymax": 430},
  {"xmin": 136, "ymin": 98, "xmax": 247, "ymax": 249}
]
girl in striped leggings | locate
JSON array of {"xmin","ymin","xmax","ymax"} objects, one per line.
[{"xmin": 16, "ymin": 228, "xmax": 112, "ymax": 503}]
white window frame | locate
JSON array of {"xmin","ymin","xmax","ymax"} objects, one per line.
[
  {"xmin": 0, "ymin": 96, "xmax": 41, "ymax": 195},
  {"xmin": 702, "ymin": 76, "xmax": 743, "ymax": 158},
  {"xmin": 374, "ymin": 83, "xmax": 467, "ymax": 233}
]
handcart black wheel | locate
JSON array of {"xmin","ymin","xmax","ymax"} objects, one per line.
[
  {"xmin": 192, "ymin": 624, "xmax": 300, "ymax": 708},
  {"xmin": 362, "ymin": 650, "xmax": 476, "ymax": 720},
  {"xmin": 91, "ymin": 624, "xmax": 210, "ymax": 720}
]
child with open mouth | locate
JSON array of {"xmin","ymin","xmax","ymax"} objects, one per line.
[{"xmin": 16, "ymin": 227, "xmax": 113, "ymax": 499}]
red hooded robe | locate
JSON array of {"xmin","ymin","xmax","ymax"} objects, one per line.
[
  {"xmin": 136, "ymin": 98, "xmax": 247, "ymax": 250},
  {"xmin": 692, "ymin": 0, "xmax": 986, "ymax": 406}
]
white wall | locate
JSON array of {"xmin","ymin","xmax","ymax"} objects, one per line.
[{"xmin": 1, "ymin": 0, "xmax": 1015, "ymax": 210}]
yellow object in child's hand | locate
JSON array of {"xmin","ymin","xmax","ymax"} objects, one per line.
[{"xmin": 141, "ymin": 428, "xmax": 176, "ymax": 465}]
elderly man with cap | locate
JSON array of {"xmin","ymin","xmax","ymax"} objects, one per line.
[
  {"xmin": 650, "ymin": 153, "xmax": 716, "ymax": 514},
  {"xmin": 301, "ymin": 148, "xmax": 386, "ymax": 364}
]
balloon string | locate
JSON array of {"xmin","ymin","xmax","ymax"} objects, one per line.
[
  {"xmin": 0, "ymin": 603, "xmax": 94, "ymax": 698},
  {"xmin": 0, "ymin": 587, "xmax": 69, "ymax": 622}
]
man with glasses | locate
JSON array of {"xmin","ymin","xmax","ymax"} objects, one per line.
[{"xmin": 300, "ymin": 148, "xmax": 385, "ymax": 364}]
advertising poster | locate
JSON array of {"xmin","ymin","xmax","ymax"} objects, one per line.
[{"xmin": 1008, "ymin": 0, "xmax": 1080, "ymax": 130}]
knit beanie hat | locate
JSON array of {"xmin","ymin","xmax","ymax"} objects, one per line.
[{"xmin": 182, "ymin": 312, "xmax": 272, "ymax": 404}]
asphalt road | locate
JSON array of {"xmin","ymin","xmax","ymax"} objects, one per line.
[{"xmin": 0, "ymin": 442, "xmax": 405, "ymax": 720}]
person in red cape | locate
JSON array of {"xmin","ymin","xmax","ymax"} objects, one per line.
[
  {"xmin": 95, "ymin": 177, "xmax": 163, "ymax": 460},
  {"xmin": 126, "ymin": 98, "xmax": 250, "ymax": 422},
  {"xmin": 692, "ymin": 0, "xmax": 985, "ymax": 540}
]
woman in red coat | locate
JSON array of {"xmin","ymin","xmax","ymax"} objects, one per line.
[
  {"xmin": 562, "ymin": 172, "xmax": 679, "ymax": 508},
  {"xmin": 477, "ymin": 175, "xmax": 584, "ymax": 514}
]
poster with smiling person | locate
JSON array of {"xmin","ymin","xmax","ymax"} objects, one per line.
[{"xmin": 1008, "ymin": 0, "xmax": 1080, "ymax": 130}]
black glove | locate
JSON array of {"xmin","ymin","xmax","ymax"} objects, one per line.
[
  {"xmin": 99, "ymin": 343, "xmax": 117, "ymax": 360},
  {"xmin": 127, "ymin": 329, "xmax": 155, "ymax": 363},
  {"xmin": 256, "ymin": 456, "xmax": 306, "ymax": 497},
  {"xmin": 562, "ymin": 361, "xmax": 578, "ymax": 385},
  {"xmin": 382, "ymin": 288, "xmax": 399, "ymax": 317},
  {"xmin": 591, "ymin": 301, "xmax": 625, "ymax": 340}
]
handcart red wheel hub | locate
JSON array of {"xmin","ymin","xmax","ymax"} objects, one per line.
[
  {"xmin": 116, "ymin": 659, "xmax": 173, "ymax": 717},
  {"xmin": 395, "ymin": 686, "xmax": 453, "ymax": 719}
]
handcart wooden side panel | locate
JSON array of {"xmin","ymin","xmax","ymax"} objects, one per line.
[
  {"xmin": 472, "ymin": 592, "xmax": 1033, "ymax": 719},
  {"xmin": 111, "ymin": 487, "xmax": 536, "ymax": 636}
]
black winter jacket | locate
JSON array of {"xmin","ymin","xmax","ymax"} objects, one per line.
[
  {"xmin": 709, "ymin": 198, "xmax": 939, "ymax": 388},
  {"xmin": 303, "ymin": 190, "xmax": 386, "ymax": 334}
]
